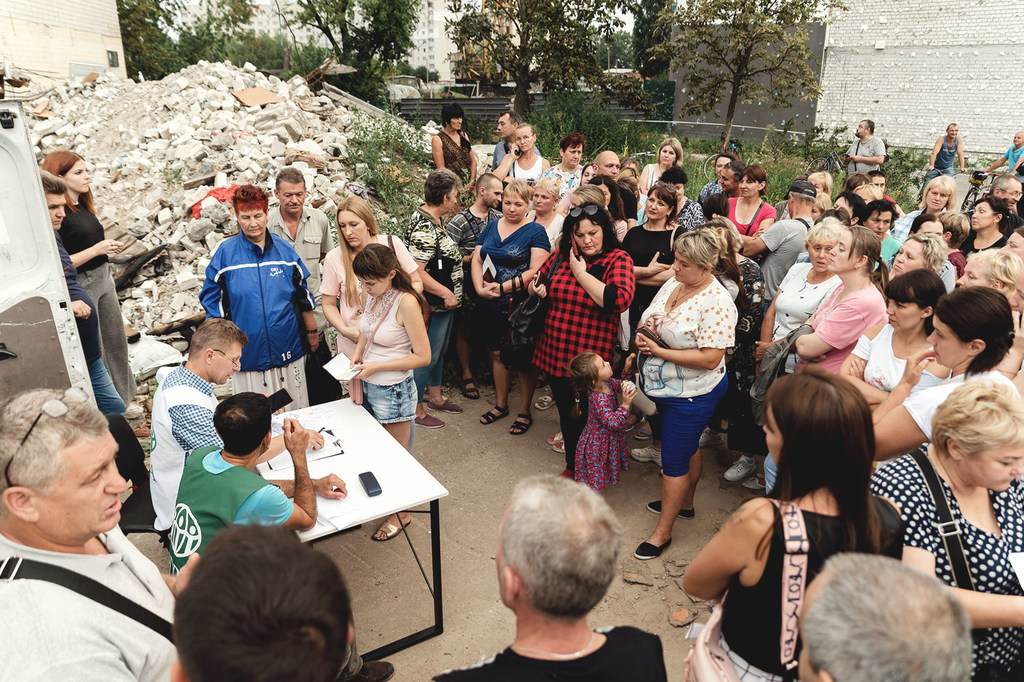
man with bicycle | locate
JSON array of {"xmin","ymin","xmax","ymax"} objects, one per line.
[
  {"xmin": 984, "ymin": 132, "xmax": 1024, "ymax": 179},
  {"xmin": 844, "ymin": 120, "xmax": 886, "ymax": 174}
]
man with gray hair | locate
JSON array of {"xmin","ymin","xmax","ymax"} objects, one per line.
[
  {"xmin": 990, "ymin": 174, "xmax": 1023, "ymax": 230},
  {"xmin": 0, "ymin": 388, "xmax": 193, "ymax": 680},
  {"xmin": 799, "ymin": 553, "xmax": 972, "ymax": 682},
  {"xmin": 434, "ymin": 475, "xmax": 667, "ymax": 681},
  {"xmin": 743, "ymin": 178, "xmax": 816, "ymax": 300}
]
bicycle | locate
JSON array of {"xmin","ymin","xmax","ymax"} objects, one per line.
[
  {"xmin": 806, "ymin": 149, "xmax": 847, "ymax": 175},
  {"xmin": 702, "ymin": 139, "xmax": 744, "ymax": 181},
  {"xmin": 961, "ymin": 170, "xmax": 998, "ymax": 212}
]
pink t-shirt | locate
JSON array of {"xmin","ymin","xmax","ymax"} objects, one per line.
[
  {"xmin": 321, "ymin": 235, "xmax": 419, "ymax": 356},
  {"xmin": 728, "ymin": 197, "xmax": 776, "ymax": 237},
  {"xmin": 796, "ymin": 283, "xmax": 887, "ymax": 374}
]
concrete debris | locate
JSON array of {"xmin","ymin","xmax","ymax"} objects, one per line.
[{"xmin": 31, "ymin": 60, "xmax": 428, "ymax": 342}]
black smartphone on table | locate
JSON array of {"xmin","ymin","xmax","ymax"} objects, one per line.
[{"xmin": 268, "ymin": 388, "xmax": 293, "ymax": 412}]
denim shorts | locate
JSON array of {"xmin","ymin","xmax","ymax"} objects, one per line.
[{"xmin": 361, "ymin": 376, "xmax": 417, "ymax": 424}]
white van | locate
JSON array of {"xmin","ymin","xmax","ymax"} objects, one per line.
[{"xmin": 0, "ymin": 101, "xmax": 92, "ymax": 400}]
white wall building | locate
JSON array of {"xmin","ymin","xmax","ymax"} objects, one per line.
[
  {"xmin": 0, "ymin": 0, "xmax": 127, "ymax": 83},
  {"xmin": 816, "ymin": 1, "xmax": 1019, "ymax": 155},
  {"xmin": 408, "ymin": 0, "xmax": 457, "ymax": 81}
]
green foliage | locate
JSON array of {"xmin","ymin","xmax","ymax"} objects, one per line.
[
  {"xmin": 632, "ymin": 0, "xmax": 670, "ymax": 78},
  {"xmin": 446, "ymin": 0, "xmax": 651, "ymax": 115},
  {"xmin": 346, "ymin": 111, "xmax": 432, "ymax": 234},
  {"xmin": 643, "ymin": 80, "xmax": 676, "ymax": 123},
  {"xmin": 653, "ymin": 0, "xmax": 846, "ymax": 147},
  {"xmin": 396, "ymin": 62, "xmax": 440, "ymax": 83},
  {"xmin": 594, "ymin": 30, "xmax": 634, "ymax": 70},
  {"xmin": 116, "ymin": 0, "xmax": 185, "ymax": 79},
  {"xmin": 176, "ymin": 0, "xmax": 257, "ymax": 66},
  {"xmin": 877, "ymin": 146, "xmax": 929, "ymax": 211},
  {"xmin": 530, "ymin": 91, "xmax": 662, "ymax": 161},
  {"xmin": 461, "ymin": 113, "xmax": 494, "ymax": 149}
]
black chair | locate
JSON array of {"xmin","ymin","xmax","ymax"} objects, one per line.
[{"xmin": 108, "ymin": 414, "xmax": 169, "ymax": 547}]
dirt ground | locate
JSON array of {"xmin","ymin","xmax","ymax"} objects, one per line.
[{"xmin": 133, "ymin": 383, "xmax": 754, "ymax": 682}]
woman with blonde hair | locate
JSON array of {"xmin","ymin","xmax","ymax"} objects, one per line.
[
  {"xmin": 808, "ymin": 171, "xmax": 834, "ymax": 197},
  {"xmin": 957, "ymin": 249, "xmax": 1023, "ymax": 301},
  {"xmin": 527, "ymin": 177, "xmax": 564, "ymax": 248},
  {"xmin": 321, "ymin": 196, "xmax": 422, "ymax": 359},
  {"xmin": 891, "ymin": 233, "xmax": 948, "ymax": 278},
  {"xmin": 872, "ymin": 380, "xmax": 1024, "ymax": 678},
  {"xmin": 638, "ymin": 137, "xmax": 684, "ymax": 196},
  {"xmin": 892, "ymin": 175, "xmax": 958, "ymax": 241},
  {"xmin": 812, "ymin": 191, "xmax": 832, "ymax": 221}
]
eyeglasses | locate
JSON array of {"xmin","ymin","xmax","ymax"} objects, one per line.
[
  {"xmin": 569, "ymin": 203, "xmax": 602, "ymax": 218},
  {"xmin": 5, "ymin": 388, "xmax": 88, "ymax": 489},
  {"xmin": 653, "ymin": 180, "xmax": 680, "ymax": 194},
  {"xmin": 213, "ymin": 348, "xmax": 242, "ymax": 369}
]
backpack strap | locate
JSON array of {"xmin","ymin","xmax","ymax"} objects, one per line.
[
  {"xmin": 772, "ymin": 500, "xmax": 809, "ymax": 672},
  {"xmin": 909, "ymin": 448, "xmax": 976, "ymax": 591},
  {"xmin": 0, "ymin": 556, "xmax": 174, "ymax": 642}
]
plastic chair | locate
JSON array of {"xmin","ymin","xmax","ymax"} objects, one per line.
[{"xmin": 108, "ymin": 414, "xmax": 169, "ymax": 546}]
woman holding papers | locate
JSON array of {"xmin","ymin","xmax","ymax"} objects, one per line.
[
  {"xmin": 349, "ymin": 243, "xmax": 431, "ymax": 541},
  {"xmin": 322, "ymin": 196, "xmax": 423, "ymax": 360},
  {"xmin": 471, "ymin": 179, "xmax": 550, "ymax": 435}
]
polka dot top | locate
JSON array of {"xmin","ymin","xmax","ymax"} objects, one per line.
[{"xmin": 871, "ymin": 454, "xmax": 1024, "ymax": 669}]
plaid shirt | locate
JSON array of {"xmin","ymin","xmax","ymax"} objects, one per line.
[{"xmin": 533, "ymin": 249, "xmax": 635, "ymax": 377}]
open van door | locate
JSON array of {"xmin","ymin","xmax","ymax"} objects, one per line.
[{"xmin": 0, "ymin": 101, "xmax": 92, "ymax": 400}]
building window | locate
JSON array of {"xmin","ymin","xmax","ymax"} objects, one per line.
[{"xmin": 107, "ymin": 51, "xmax": 119, "ymax": 68}]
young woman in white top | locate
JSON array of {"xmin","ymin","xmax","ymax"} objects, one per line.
[
  {"xmin": 638, "ymin": 137, "xmax": 684, "ymax": 196},
  {"xmin": 349, "ymin": 243, "xmax": 431, "ymax": 540},
  {"xmin": 872, "ymin": 286, "xmax": 1017, "ymax": 460},
  {"xmin": 494, "ymin": 123, "xmax": 550, "ymax": 186},
  {"xmin": 757, "ymin": 220, "xmax": 842, "ymax": 364},
  {"xmin": 841, "ymin": 269, "xmax": 950, "ymax": 405}
]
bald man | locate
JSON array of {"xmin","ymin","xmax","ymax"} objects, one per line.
[{"xmin": 594, "ymin": 151, "xmax": 637, "ymax": 228}]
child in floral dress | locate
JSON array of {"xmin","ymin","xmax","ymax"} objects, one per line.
[{"xmin": 569, "ymin": 351, "xmax": 638, "ymax": 491}]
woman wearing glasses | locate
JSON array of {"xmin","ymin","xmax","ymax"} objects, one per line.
[{"xmin": 529, "ymin": 203, "xmax": 636, "ymax": 477}]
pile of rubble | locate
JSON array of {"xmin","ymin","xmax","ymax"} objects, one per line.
[{"xmin": 30, "ymin": 59, "xmax": 413, "ymax": 335}]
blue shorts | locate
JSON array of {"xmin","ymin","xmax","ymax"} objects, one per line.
[
  {"xmin": 361, "ymin": 376, "xmax": 417, "ymax": 424},
  {"xmin": 655, "ymin": 373, "xmax": 728, "ymax": 478}
]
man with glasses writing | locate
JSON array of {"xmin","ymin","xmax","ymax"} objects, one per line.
[{"xmin": 0, "ymin": 388, "xmax": 193, "ymax": 680}]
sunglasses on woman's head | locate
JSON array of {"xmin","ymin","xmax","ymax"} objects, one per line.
[
  {"xmin": 653, "ymin": 181, "xmax": 679, "ymax": 194},
  {"xmin": 569, "ymin": 203, "xmax": 602, "ymax": 218}
]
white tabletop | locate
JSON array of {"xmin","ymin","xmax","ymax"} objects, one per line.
[{"xmin": 256, "ymin": 398, "xmax": 449, "ymax": 542}]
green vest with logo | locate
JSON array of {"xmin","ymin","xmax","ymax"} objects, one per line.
[{"xmin": 169, "ymin": 446, "xmax": 271, "ymax": 574}]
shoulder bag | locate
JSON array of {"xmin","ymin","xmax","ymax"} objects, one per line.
[
  {"xmin": 909, "ymin": 449, "xmax": 975, "ymax": 590},
  {"xmin": 500, "ymin": 253, "xmax": 563, "ymax": 372},
  {"xmin": 684, "ymin": 500, "xmax": 809, "ymax": 681},
  {"xmin": 349, "ymin": 292, "xmax": 401, "ymax": 406}
]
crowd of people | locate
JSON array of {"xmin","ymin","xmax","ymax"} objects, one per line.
[{"xmin": 5, "ymin": 116, "xmax": 1024, "ymax": 681}]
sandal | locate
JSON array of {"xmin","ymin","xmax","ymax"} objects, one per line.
[
  {"xmin": 625, "ymin": 415, "xmax": 647, "ymax": 433},
  {"xmin": 480, "ymin": 405, "xmax": 510, "ymax": 424},
  {"xmin": 509, "ymin": 413, "xmax": 533, "ymax": 435},
  {"xmin": 534, "ymin": 394, "xmax": 554, "ymax": 411},
  {"xmin": 372, "ymin": 514, "xmax": 410, "ymax": 542},
  {"xmin": 635, "ymin": 427, "xmax": 653, "ymax": 441},
  {"xmin": 461, "ymin": 377, "xmax": 480, "ymax": 400}
]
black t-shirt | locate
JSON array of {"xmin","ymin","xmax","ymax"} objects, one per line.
[
  {"xmin": 619, "ymin": 185, "xmax": 638, "ymax": 222},
  {"xmin": 621, "ymin": 225, "xmax": 676, "ymax": 315},
  {"xmin": 433, "ymin": 626, "xmax": 667, "ymax": 682},
  {"xmin": 60, "ymin": 202, "xmax": 107, "ymax": 273},
  {"xmin": 960, "ymin": 230, "xmax": 1009, "ymax": 257}
]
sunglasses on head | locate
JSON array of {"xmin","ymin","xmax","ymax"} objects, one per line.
[
  {"xmin": 653, "ymin": 180, "xmax": 679, "ymax": 194},
  {"xmin": 569, "ymin": 203, "xmax": 602, "ymax": 218}
]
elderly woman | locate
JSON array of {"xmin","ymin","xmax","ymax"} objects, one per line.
[
  {"xmin": 42, "ymin": 150, "xmax": 135, "ymax": 407},
  {"xmin": 840, "ymin": 270, "xmax": 949, "ymax": 405},
  {"xmin": 891, "ymin": 233, "xmax": 953, "ymax": 289},
  {"xmin": 892, "ymin": 175, "xmax": 957, "ymax": 241},
  {"xmin": 472, "ymin": 179, "xmax": 550, "ymax": 434},
  {"xmin": 431, "ymin": 102, "xmax": 476, "ymax": 187},
  {"xmin": 406, "ymin": 169, "xmax": 465, "ymax": 429},
  {"xmin": 729, "ymin": 163, "xmax": 776, "ymax": 244},
  {"xmin": 638, "ymin": 137, "xmax": 684, "ymax": 196},
  {"xmin": 808, "ymin": 171, "xmax": 834, "ymax": 198},
  {"xmin": 529, "ymin": 204, "xmax": 635, "ymax": 477},
  {"xmin": 872, "ymin": 287, "xmax": 1016, "ymax": 460},
  {"xmin": 322, "ymin": 196, "xmax": 422, "ymax": 359},
  {"xmin": 540, "ymin": 132, "xmax": 585, "ymax": 196},
  {"xmin": 962, "ymin": 196, "xmax": 1012, "ymax": 256},
  {"xmin": 633, "ymin": 229, "xmax": 737, "ymax": 560},
  {"xmin": 872, "ymin": 381, "xmax": 1024, "ymax": 679},
  {"xmin": 200, "ymin": 185, "xmax": 317, "ymax": 408},
  {"xmin": 957, "ymin": 249, "xmax": 1023, "ymax": 301},
  {"xmin": 686, "ymin": 370, "xmax": 903, "ymax": 679}
]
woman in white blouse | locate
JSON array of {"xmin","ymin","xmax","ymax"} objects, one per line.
[
  {"xmin": 840, "ymin": 269, "xmax": 950, "ymax": 405},
  {"xmin": 633, "ymin": 229, "xmax": 737, "ymax": 561}
]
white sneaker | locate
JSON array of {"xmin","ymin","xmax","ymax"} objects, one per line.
[
  {"xmin": 724, "ymin": 457, "xmax": 755, "ymax": 482},
  {"xmin": 124, "ymin": 403, "xmax": 144, "ymax": 420},
  {"xmin": 699, "ymin": 427, "xmax": 725, "ymax": 448},
  {"xmin": 742, "ymin": 475, "xmax": 766, "ymax": 490},
  {"xmin": 631, "ymin": 446, "xmax": 662, "ymax": 466}
]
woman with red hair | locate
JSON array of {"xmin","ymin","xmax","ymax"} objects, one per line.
[
  {"xmin": 41, "ymin": 150, "xmax": 135, "ymax": 407},
  {"xmin": 200, "ymin": 184, "xmax": 319, "ymax": 408}
]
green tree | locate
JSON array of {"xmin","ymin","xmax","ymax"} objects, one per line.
[
  {"xmin": 654, "ymin": 0, "xmax": 844, "ymax": 147},
  {"xmin": 294, "ymin": 0, "xmax": 417, "ymax": 103},
  {"xmin": 594, "ymin": 30, "xmax": 633, "ymax": 70},
  {"xmin": 632, "ymin": 0, "xmax": 669, "ymax": 78},
  {"xmin": 116, "ymin": 0, "xmax": 184, "ymax": 80},
  {"xmin": 446, "ymin": 0, "xmax": 651, "ymax": 115},
  {"xmin": 176, "ymin": 0, "xmax": 257, "ymax": 66}
]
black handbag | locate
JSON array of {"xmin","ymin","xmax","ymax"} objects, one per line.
[{"xmin": 500, "ymin": 255, "xmax": 563, "ymax": 371}]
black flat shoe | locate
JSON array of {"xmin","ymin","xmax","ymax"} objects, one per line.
[
  {"xmin": 646, "ymin": 500, "xmax": 695, "ymax": 519},
  {"xmin": 634, "ymin": 538, "xmax": 671, "ymax": 560}
]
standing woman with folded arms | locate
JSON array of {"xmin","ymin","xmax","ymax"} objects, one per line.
[{"xmin": 42, "ymin": 150, "xmax": 136, "ymax": 407}]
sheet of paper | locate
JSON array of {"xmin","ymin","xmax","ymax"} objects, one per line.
[
  {"xmin": 1009, "ymin": 552, "xmax": 1024, "ymax": 589},
  {"xmin": 324, "ymin": 352, "xmax": 359, "ymax": 381},
  {"xmin": 266, "ymin": 447, "xmax": 344, "ymax": 471},
  {"xmin": 482, "ymin": 254, "xmax": 497, "ymax": 281}
]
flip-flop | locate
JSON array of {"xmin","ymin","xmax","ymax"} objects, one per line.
[
  {"xmin": 480, "ymin": 405, "xmax": 510, "ymax": 424},
  {"xmin": 509, "ymin": 413, "xmax": 533, "ymax": 435},
  {"xmin": 461, "ymin": 377, "xmax": 480, "ymax": 400}
]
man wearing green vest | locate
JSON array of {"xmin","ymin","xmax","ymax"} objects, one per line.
[{"xmin": 169, "ymin": 392, "xmax": 347, "ymax": 574}]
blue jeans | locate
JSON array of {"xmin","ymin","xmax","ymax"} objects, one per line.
[
  {"xmin": 922, "ymin": 167, "xmax": 955, "ymax": 192},
  {"xmin": 414, "ymin": 310, "xmax": 455, "ymax": 403},
  {"xmin": 89, "ymin": 358, "xmax": 126, "ymax": 415},
  {"xmin": 765, "ymin": 453, "xmax": 778, "ymax": 494}
]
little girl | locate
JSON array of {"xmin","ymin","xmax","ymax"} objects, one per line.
[
  {"xmin": 569, "ymin": 351, "xmax": 638, "ymax": 491},
  {"xmin": 350, "ymin": 243, "xmax": 431, "ymax": 541}
]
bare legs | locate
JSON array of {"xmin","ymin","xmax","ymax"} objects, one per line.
[
  {"xmin": 645, "ymin": 449, "xmax": 703, "ymax": 547},
  {"xmin": 376, "ymin": 420, "xmax": 412, "ymax": 539}
]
